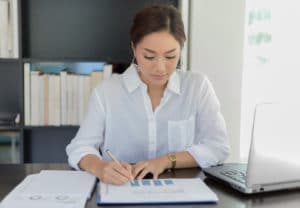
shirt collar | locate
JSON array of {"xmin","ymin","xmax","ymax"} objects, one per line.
[
  {"xmin": 166, "ymin": 70, "xmax": 181, "ymax": 95},
  {"xmin": 122, "ymin": 64, "xmax": 181, "ymax": 95},
  {"xmin": 122, "ymin": 64, "xmax": 143, "ymax": 93}
]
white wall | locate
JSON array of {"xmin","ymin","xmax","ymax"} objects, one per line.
[
  {"xmin": 189, "ymin": 0, "xmax": 245, "ymax": 162},
  {"xmin": 178, "ymin": 0, "xmax": 189, "ymax": 71}
]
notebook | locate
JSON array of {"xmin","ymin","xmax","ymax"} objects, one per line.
[
  {"xmin": 203, "ymin": 103, "xmax": 300, "ymax": 194},
  {"xmin": 96, "ymin": 178, "xmax": 218, "ymax": 204}
]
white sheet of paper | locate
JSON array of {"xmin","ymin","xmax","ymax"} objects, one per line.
[
  {"xmin": 98, "ymin": 178, "xmax": 218, "ymax": 204},
  {"xmin": 0, "ymin": 170, "xmax": 96, "ymax": 208},
  {"xmin": 35, "ymin": 170, "xmax": 96, "ymax": 198},
  {"xmin": 0, "ymin": 175, "xmax": 86, "ymax": 208}
]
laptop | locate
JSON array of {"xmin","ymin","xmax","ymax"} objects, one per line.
[{"xmin": 203, "ymin": 103, "xmax": 300, "ymax": 194}]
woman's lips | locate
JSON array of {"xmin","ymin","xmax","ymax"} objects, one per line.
[{"xmin": 151, "ymin": 74, "xmax": 167, "ymax": 80}]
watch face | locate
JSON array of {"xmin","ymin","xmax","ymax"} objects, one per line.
[
  {"xmin": 169, "ymin": 154, "xmax": 176, "ymax": 161},
  {"xmin": 168, "ymin": 154, "xmax": 176, "ymax": 169}
]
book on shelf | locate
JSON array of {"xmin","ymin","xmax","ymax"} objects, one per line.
[
  {"xmin": 60, "ymin": 71, "xmax": 68, "ymax": 125},
  {"xmin": 24, "ymin": 62, "xmax": 112, "ymax": 126},
  {"xmin": 0, "ymin": 0, "xmax": 19, "ymax": 58},
  {"xmin": 24, "ymin": 63, "xmax": 31, "ymax": 125},
  {"xmin": 103, "ymin": 64, "xmax": 113, "ymax": 79},
  {"xmin": 0, "ymin": 0, "xmax": 9, "ymax": 58}
]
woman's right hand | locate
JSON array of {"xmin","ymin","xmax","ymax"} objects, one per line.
[
  {"xmin": 79, "ymin": 154, "xmax": 133, "ymax": 185},
  {"xmin": 96, "ymin": 160, "xmax": 133, "ymax": 185}
]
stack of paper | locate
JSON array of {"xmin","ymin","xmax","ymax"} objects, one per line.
[
  {"xmin": 97, "ymin": 178, "xmax": 218, "ymax": 205},
  {"xmin": 0, "ymin": 170, "xmax": 96, "ymax": 208}
]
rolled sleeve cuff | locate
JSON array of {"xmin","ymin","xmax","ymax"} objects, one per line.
[
  {"xmin": 186, "ymin": 145, "xmax": 225, "ymax": 168},
  {"xmin": 67, "ymin": 147, "xmax": 102, "ymax": 170}
]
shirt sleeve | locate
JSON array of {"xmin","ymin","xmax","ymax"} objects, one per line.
[
  {"xmin": 66, "ymin": 88, "xmax": 105, "ymax": 170},
  {"xmin": 186, "ymin": 76, "xmax": 230, "ymax": 168}
]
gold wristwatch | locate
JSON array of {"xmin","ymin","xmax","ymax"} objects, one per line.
[{"xmin": 167, "ymin": 153, "xmax": 176, "ymax": 170}]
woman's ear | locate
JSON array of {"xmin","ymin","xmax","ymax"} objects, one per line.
[{"xmin": 131, "ymin": 42, "xmax": 136, "ymax": 57}]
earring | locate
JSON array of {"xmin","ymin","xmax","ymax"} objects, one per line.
[{"xmin": 176, "ymin": 59, "xmax": 183, "ymax": 70}]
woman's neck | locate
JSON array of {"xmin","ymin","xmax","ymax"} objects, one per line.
[
  {"xmin": 147, "ymin": 84, "xmax": 167, "ymax": 111},
  {"xmin": 147, "ymin": 83, "xmax": 166, "ymax": 94}
]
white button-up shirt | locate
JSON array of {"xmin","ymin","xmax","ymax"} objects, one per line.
[{"xmin": 66, "ymin": 64, "xmax": 230, "ymax": 170}]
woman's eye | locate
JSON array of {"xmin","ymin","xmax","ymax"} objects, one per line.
[
  {"xmin": 144, "ymin": 56, "xmax": 155, "ymax": 60},
  {"xmin": 166, "ymin": 56, "xmax": 176, "ymax": 60}
]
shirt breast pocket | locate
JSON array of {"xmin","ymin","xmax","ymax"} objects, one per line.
[{"xmin": 168, "ymin": 115, "xmax": 195, "ymax": 152}]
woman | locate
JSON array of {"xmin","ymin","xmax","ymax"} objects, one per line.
[{"xmin": 66, "ymin": 5, "xmax": 230, "ymax": 185}]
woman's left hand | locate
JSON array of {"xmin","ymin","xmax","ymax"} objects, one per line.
[{"xmin": 132, "ymin": 156, "xmax": 170, "ymax": 180}]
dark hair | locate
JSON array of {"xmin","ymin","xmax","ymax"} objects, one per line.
[{"xmin": 130, "ymin": 5, "xmax": 186, "ymax": 48}]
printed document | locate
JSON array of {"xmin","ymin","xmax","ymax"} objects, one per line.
[{"xmin": 97, "ymin": 178, "xmax": 218, "ymax": 204}]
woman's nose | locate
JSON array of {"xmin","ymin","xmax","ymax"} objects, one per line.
[{"xmin": 154, "ymin": 58, "xmax": 167, "ymax": 73}]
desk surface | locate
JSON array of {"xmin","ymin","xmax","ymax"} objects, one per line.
[{"xmin": 1, "ymin": 163, "xmax": 300, "ymax": 208}]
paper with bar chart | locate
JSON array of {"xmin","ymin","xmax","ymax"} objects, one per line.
[{"xmin": 97, "ymin": 178, "xmax": 218, "ymax": 204}]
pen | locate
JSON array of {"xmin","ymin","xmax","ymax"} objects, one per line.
[{"xmin": 105, "ymin": 149, "xmax": 134, "ymax": 182}]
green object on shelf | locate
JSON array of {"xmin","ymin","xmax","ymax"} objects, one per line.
[
  {"xmin": 0, "ymin": 135, "xmax": 19, "ymax": 143},
  {"xmin": 0, "ymin": 136, "xmax": 12, "ymax": 143}
]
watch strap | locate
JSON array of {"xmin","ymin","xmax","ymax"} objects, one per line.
[{"xmin": 167, "ymin": 153, "xmax": 176, "ymax": 170}]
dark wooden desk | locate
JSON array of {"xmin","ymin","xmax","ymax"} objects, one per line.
[{"xmin": 1, "ymin": 164, "xmax": 300, "ymax": 207}]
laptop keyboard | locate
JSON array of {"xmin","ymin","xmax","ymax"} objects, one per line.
[{"xmin": 220, "ymin": 169, "xmax": 246, "ymax": 184}]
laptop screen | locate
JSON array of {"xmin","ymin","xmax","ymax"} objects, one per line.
[{"xmin": 247, "ymin": 103, "xmax": 300, "ymax": 186}]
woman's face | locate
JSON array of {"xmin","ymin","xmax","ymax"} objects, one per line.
[{"xmin": 132, "ymin": 31, "xmax": 181, "ymax": 89}]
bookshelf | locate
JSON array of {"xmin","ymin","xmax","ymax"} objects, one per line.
[{"xmin": 0, "ymin": 0, "xmax": 179, "ymax": 163}]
